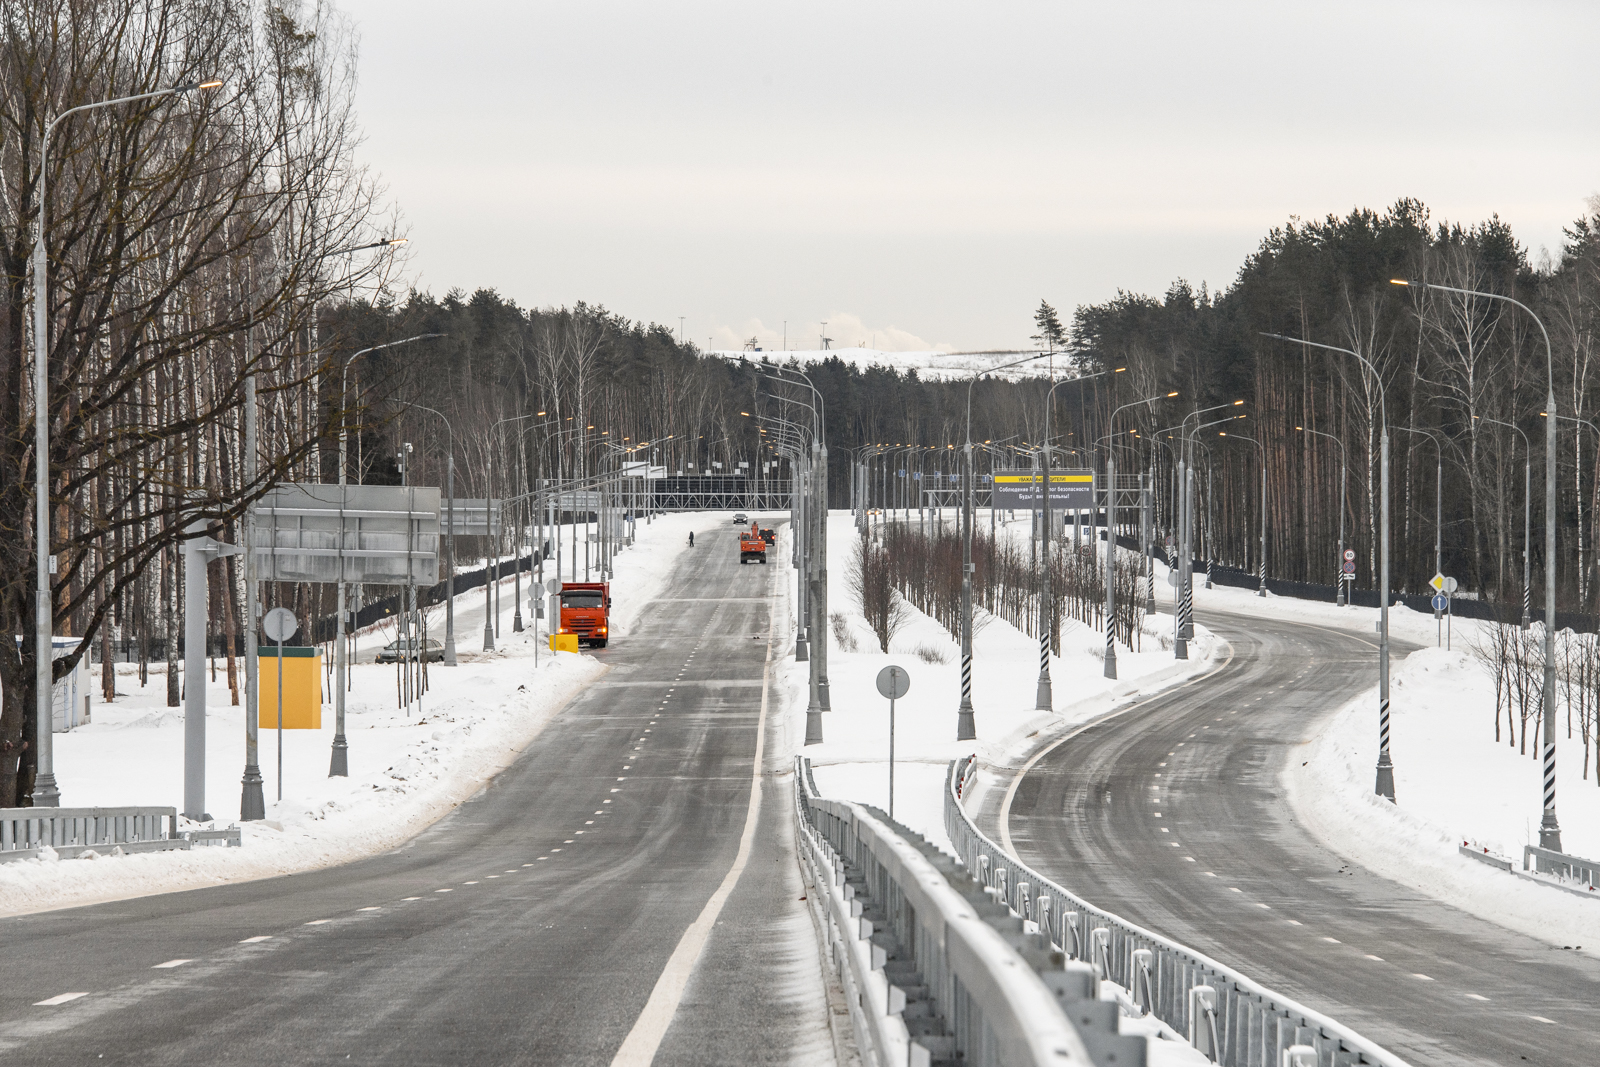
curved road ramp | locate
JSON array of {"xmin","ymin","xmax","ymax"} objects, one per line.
[{"xmin": 941, "ymin": 755, "xmax": 1411, "ymax": 1067}]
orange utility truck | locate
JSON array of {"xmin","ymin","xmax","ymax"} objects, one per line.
[
  {"xmin": 558, "ymin": 582, "xmax": 611, "ymax": 647},
  {"xmin": 739, "ymin": 523, "xmax": 768, "ymax": 564}
]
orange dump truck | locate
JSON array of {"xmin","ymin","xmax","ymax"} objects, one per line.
[
  {"xmin": 558, "ymin": 582, "xmax": 611, "ymax": 647},
  {"xmin": 739, "ymin": 523, "xmax": 768, "ymax": 564}
]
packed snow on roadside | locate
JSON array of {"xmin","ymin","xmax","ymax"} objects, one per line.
[
  {"xmin": 0, "ymin": 512, "xmax": 702, "ymax": 917},
  {"xmin": 1179, "ymin": 568, "xmax": 1600, "ymax": 951},
  {"xmin": 786, "ymin": 512, "xmax": 1219, "ymax": 854}
]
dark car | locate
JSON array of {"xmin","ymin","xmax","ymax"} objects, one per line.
[
  {"xmin": 376, "ymin": 638, "xmax": 445, "ymax": 663},
  {"xmin": 732, "ymin": 512, "xmax": 748, "ymax": 524}
]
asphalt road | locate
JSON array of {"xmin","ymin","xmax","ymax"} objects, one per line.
[
  {"xmin": 983, "ymin": 605, "xmax": 1600, "ymax": 1067},
  {"xmin": 0, "ymin": 524, "xmax": 831, "ymax": 1066}
]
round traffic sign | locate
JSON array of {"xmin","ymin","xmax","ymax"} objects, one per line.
[
  {"xmin": 1343, "ymin": 549, "xmax": 1355, "ymax": 562},
  {"xmin": 545, "ymin": 577, "xmax": 563, "ymax": 595},
  {"xmin": 1167, "ymin": 569, "xmax": 1179, "ymax": 587},
  {"xmin": 1342, "ymin": 560, "xmax": 1356, "ymax": 574},
  {"xmin": 875, "ymin": 665, "xmax": 910, "ymax": 700},
  {"xmin": 262, "ymin": 607, "xmax": 298, "ymax": 643},
  {"xmin": 1431, "ymin": 594, "xmax": 1448, "ymax": 611},
  {"xmin": 1443, "ymin": 576, "xmax": 1458, "ymax": 594}
]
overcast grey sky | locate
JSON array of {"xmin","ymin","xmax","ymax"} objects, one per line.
[{"xmin": 335, "ymin": 0, "xmax": 1600, "ymax": 352}]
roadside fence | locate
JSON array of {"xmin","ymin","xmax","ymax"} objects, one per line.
[
  {"xmin": 945, "ymin": 756, "xmax": 1411, "ymax": 1067},
  {"xmin": 0, "ymin": 806, "xmax": 239, "ymax": 864}
]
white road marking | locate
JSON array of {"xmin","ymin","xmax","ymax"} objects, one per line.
[
  {"xmin": 153, "ymin": 959, "xmax": 193, "ymax": 968},
  {"xmin": 34, "ymin": 993, "xmax": 89, "ymax": 1006},
  {"xmin": 1286, "ymin": 920, "xmax": 1302, "ymax": 925},
  {"xmin": 1412, "ymin": 974, "xmax": 1434, "ymax": 981},
  {"xmin": 1321, "ymin": 937, "xmax": 1340, "ymax": 943},
  {"xmin": 1528, "ymin": 1015, "xmax": 1557, "ymax": 1024},
  {"xmin": 403, "ymin": 896, "xmax": 422, "ymax": 900},
  {"xmin": 1364, "ymin": 954, "xmax": 1383, "ymax": 961},
  {"xmin": 1229, "ymin": 887, "xmax": 1242, "ymax": 893},
  {"xmin": 359, "ymin": 906, "xmax": 383, "ymax": 910},
  {"xmin": 463, "ymin": 881, "xmax": 479, "ymax": 885},
  {"xmin": 1465, "ymin": 993, "xmax": 1489, "ymax": 1001},
  {"xmin": 610, "ymin": 591, "xmax": 775, "ymax": 1067},
  {"xmin": 305, "ymin": 920, "xmax": 333, "ymax": 925},
  {"xmin": 239, "ymin": 935, "xmax": 272, "ymax": 943},
  {"xmin": 434, "ymin": 889, "xmax": 453, "ymax": 894},
  {"xmin": 1184, "ymin": 856, "xmax": 1196, "ymax": 862}
]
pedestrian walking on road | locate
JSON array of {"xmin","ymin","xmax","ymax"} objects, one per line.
[{"xmin": 688, "ymin": 531, "xmax": 695, "ymax": 547}]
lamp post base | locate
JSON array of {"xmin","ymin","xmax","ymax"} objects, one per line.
[
  {"xmin": 817, "ymin": 681, "xmax": 831, "ymax": 710},
  {"xmin": 1104, "ymin": 648, "xmax": 1117, "ymax": 680},
  {"xmin": 805, "ymin": 710, "xmax": 823, "ymax": 745},
  {"xmin": 240, "ymin": 765, "xmax": 266, "ymax": 821},
  {"xmin": 482, "ymin": 624, "xmax": 495, "ymax": 652},
  {"xmin": 1375, "ymin": 758, "xmax": 1395, "ymax": 802},
  {"xmin": 512, "ymin": 610, "xmax": 524, "ymax": 633},
  {"xmin": 329, "ymin": 735, "xmax": 348, "ymax": 777},
  {"xmin": 956, "ymin": 705, "xmax": 975, "ymax": 741},
  {"xmin": 443, "ymin": 636, "xmax": 457, "ymax": 666},
  {"xmin": 1540, "ymin": 814, "xmax": 1562, "ymax": 853},
  {"xmin": 29, "ymin": 772, "xmax": 60, "ymax": 808},
  {"xmin": 1175, "ymin": 637, "xmax": 1187, "ymax": 660},
  {"xmin": 1035, "ymin": 677, "xmax": 1052, "ymax": 712},
  {"xmin": 796, "ymin": 635, "xmax": 808, "ymax": 662}
]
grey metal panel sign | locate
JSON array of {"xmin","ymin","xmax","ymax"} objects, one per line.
[
  {"xmin": 991, "ymin": 469, "xmax": 1095, "ymax": 509},
  {"xmin": 557, "ymin": 490, "xmax": 602, "ymax": 510},
  {"xmin": 446, "ymin": 498, "xmax": 501, "ymax": 538},
  {"xmin": 252, "ymin": 483, "xmax": 440, "ymax": 586}
]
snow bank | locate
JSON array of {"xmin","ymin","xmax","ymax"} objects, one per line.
[
  {"xmin": 795, "ymin": 513, "xmax": 1219, "ymax": 853},
  {"xmin": 0, "ymin": 512, "xmax": 701, "ymax": 917}
]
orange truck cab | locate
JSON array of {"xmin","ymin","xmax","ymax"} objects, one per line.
[
  {"xmin": 558, "ymin": 582, "xmax": 611, "ymax": 647},
  {"xmin": 739, "ymin": 523, "xmax": 768, "ymax": 565}
]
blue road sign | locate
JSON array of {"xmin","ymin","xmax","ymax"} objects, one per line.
[{"xmin": 1431, "ymin": 594, "xmax": 1448, "ymax": 611}]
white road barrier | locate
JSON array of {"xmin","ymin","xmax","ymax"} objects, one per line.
[
  {"xmin": 795, "ymin": 757, "xmax": 1147, "ymax": 1067},
  {"xmin": 946, "ymin": 756, "xmax": 1412, "ymax": 1067}
]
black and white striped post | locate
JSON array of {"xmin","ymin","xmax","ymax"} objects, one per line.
[{"xmin": 1265, "ymin": 332, "xmax": 1395, "ymax": 803}]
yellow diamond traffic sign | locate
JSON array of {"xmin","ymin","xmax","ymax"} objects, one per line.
[{"xmin": 1430, "ymin": 573, "xmax": 1446, "ymax": 592}]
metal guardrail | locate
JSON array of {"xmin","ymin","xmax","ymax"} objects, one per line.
[
  {"xmin": 1524, "ymin": 845, "xmax": 1599, "ymax": 890},
  {"xmin": 0, "ymin": 806, "xmax": 209, "ymax": 864},
  {"xmin": 946, "ymin": 757, "xmax": 1412, "ymax": 1067},
  {"xmin": 795, "ymin": 757, "xmax": 1147, "ymax": 1067}
]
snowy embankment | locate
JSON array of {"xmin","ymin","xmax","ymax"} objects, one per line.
[
  {"xmin": 0, "ymin": 513, "xmax": 704, "ymax": 918},
  {"xmin": 790, "ymin": 512, "xmax": 1219, "ymax": 855},
  {"xmin": 1185, "ymin": 576, "xmax": 1600, "ymax": 951}
]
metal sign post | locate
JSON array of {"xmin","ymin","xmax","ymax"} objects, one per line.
[
  {"xmin": 875, "ymin": 665, "xmax": 911, "ymax": 818},
  {"xmin": 263, "ymin": 607, "xmax": 298, "ymax": 803}
]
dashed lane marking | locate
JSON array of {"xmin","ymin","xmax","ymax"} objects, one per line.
[
  {"xmin": 152, "ymin": 959, "xmax": 193, "ymax": 968},
  {"xmin": 35, "ymin": 993, "xmax": 89, "ymax": 1006},
  {"xmin": 239, "ymin": 936, "xmax": 272, "ymax": 943}
]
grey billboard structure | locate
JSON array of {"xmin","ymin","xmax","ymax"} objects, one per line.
[
  {"xmin": 250, "ymin": 482, "xmax": 442, "ymax": 781},
  {"xmin": 990, "ymin": 469, "xmax": 1096, "ymax": 509},
  {"xmin": 446, "ymin": 498, "xmax": 501, "ymax": 539},
  {"xmin": 252, "ymin": 483, "xmax": 441, "ymax": 586}
]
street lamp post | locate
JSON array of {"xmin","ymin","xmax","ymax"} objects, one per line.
[
  {"xmin": 1393, "ymin": 279, "xmax": 1558, "ymax": 846},
  {"xmin": 963, "ymin": 353, "xmax": 1051, "ymax": 738},
  {"xmin": 1395, "ymin": 426, "xmax": 1446, "ymax": 618},
  {"xmin": 1478, "ymin": 417, "xmax": 1532, "ymax": 629},
  {"xmin": 1265, "ymin": 332, "xmax": 1394, "ymax": 801},
  {"xmin": 331, "ymin": 334, "xmax": 441, "ymax": 778},
  {"xmin": 1095, "ymin": 393, "xmax": 1177, "ymax": 680},
  {"xmin": 1297, "ymin": 426, "xmax": 1349, "ymax": 606},
  {"xmin": 1220, "ymin": 433, "xmax": 1268, "ymax": 596}
]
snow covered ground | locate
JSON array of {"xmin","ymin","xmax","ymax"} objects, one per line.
[
  {"xmin": 1179, "ymin": 571, "xmax": 1600, "ymax": 951},
  {"xmin": 0, "ymin": 512, "xmax": 709, "ymax": 918},
  {"xmin": 794, "ymin": 512, "xmax": 1220, "ymax": 854},
  {"xmin": 712, "ymin": 347, "xmax": 1058, "ymax": 383}
]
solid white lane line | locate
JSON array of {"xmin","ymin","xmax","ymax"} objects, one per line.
[
  {"xmin": 152, "ymin": 959, "xmax": 193, "ymax": 968},
  {"xmin": 35, "ymin": 993, "xmax": 90, "ymax": 1006},
  {"xmin": 610, "ymin": 594, "xmax": 774, "ymax": 1067}
]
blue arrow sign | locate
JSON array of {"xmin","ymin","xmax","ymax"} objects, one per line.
[{"xmin": 1431, "ymin": 594, "xmax": 1448, "ymax": 611}]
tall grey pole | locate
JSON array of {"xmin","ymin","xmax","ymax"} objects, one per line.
[
  {"xmin": 1376, "ymin": 430, "xmax": 1394, "ymax": 801},
  {"xmin": 241, "ymin": 367, "xmax": 265, "ymax": 820},
  {"xmin": 1338, "ymin": 455, "xmax": 1347, "ymax": 607},
  {"xmin": 959, "ymin": 439, "xmax": 976, "ymax": 740},
  {"xmin": 30, "ymin": 83, "xmax": 220, "ymax": 807},
  {"xmin": 1142, "ymin": 471, "xmax": 1155, "ymax": 613},
  {"xmin": 444, "ymin": 454, "xmax": 457, "ymax": 663},
  {"xmin": 182, "ymin": 518, "xmax": 210, "ymax": 820},
  {"xmin": 815, "ymin": 437, "xmax": 831, "ymax": 711},
  {"xmin": 1037, "ymin": 432, "xmax": 1054, "ymax": 710},
  {"xmin": 484, "ymin": 448, "xmax": 496, "ymax": 652},
  {"xmin": 1103, "ymin": 452, "xmax": 1117, "ymax": 679},
  {"xmin": 1173, "ymin": 456, "xmax": 1188, "ymax": 660},
  {"xmin": 1257, "ymin": 458, "xmax": 1267, "ymax": 596},
  {"xmin": 1542, "ymin": 377, "xmax": 1559, "ymax": 850},
  {"xmin": 1524, "ymin": 453, "xmax": 1532, "ymax": 629}
]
